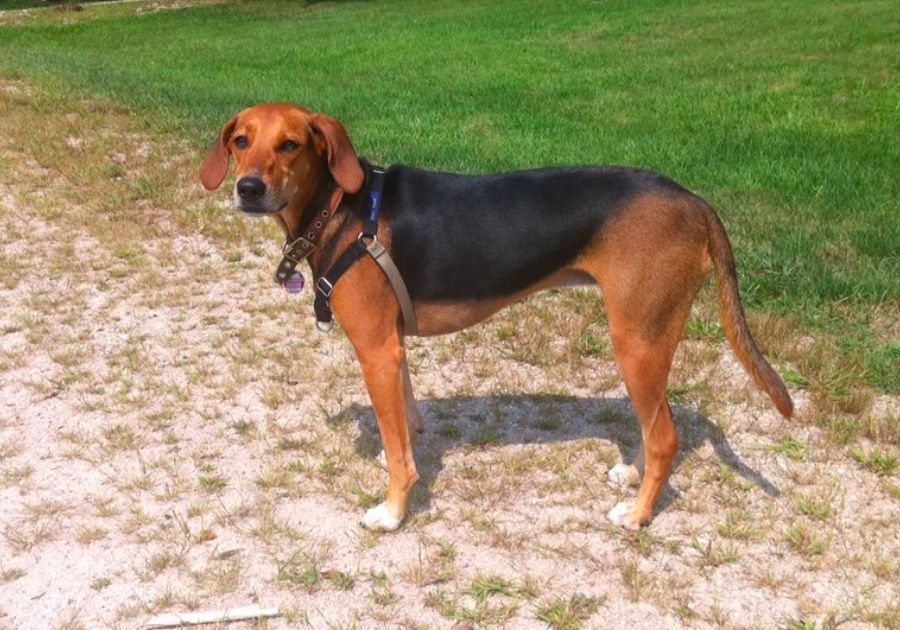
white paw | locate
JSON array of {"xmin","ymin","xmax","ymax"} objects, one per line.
[
  {"xmin": 607, "ymin": 463, "xmax": 641, "ymax": 487},
  {"xmin": 376, "ymin": 449, "xmax": 387, "ymax": 470},
  {"xmin": 360, "ymin": 502, "xmax": 403, "ymax": 531},
  {"xmin": 606, "ymin": 501, "xmax": 640, "ymax": 530}
]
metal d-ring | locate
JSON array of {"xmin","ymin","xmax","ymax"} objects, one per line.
[{"xmin": 315, "ymin": 319, "xmax": 333, "ymax": 333}]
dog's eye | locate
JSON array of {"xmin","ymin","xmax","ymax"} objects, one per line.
[
  {"xmin": 278, "ymin": 140, "xmax": 301, "ymax": 152},
  {"xmin": 233, "ymin": 135, "xmax": 249, "ymax": 150}
]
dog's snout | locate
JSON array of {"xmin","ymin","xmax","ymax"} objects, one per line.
[{"xmin": 236, "ymin": 176, "xmax": 266, "ymax": 200}]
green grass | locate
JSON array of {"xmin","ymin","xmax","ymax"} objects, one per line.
[
  {"xmin": 0, "ymin": 0, "xmax": 897, "ymax": 396},
  {"xmin": 0, "ymin": 0, "xmax": 113, "ymax": 10}
]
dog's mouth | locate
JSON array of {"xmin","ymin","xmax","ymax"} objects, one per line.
[{"xmin": 236, "ymin": 201, "xmax": 287, "ymax": 216}]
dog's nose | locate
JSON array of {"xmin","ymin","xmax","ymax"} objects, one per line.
[{"xmin": 236, "ymin": 176, "xmax": 266, "ymax": 200}]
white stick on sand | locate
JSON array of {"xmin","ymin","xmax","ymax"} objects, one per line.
[{"xmin": 145, "ymin": 606, "xmax": 281, "ymax": 628}]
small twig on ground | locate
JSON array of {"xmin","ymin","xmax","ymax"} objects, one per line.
[{"xmin": 145, "ymin": 606, "xmax": 281, "ymax": 628}]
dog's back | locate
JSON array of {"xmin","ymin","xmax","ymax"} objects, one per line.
[{"xmin": 384, "ymin": 165, "xmax": 687, "ymax": 301}]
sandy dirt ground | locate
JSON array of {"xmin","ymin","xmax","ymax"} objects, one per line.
[{"xmin": 0, "ymin": 82, "xmax": 898, "ymax": 629}]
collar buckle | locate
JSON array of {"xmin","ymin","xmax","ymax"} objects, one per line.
[{"xmin": 282, "ymin": 235, "xmax": 316, "ymax": 263}]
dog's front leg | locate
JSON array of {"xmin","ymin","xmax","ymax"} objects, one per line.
[
  {"xmin": 356, "ymin": 338, "xmax": 420, "ymax": 531},
  {"xmin": 377, "ymin": 354, "xmax": 424, "ymax": 469}
]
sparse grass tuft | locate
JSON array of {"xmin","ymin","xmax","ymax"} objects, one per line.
[
  {"xmin": 852, "ymin": 447, "xmax": 898, "ymax": 477},
  {"xmin": 535, "ymin": 593, "xmax": 604, "ymax": 630},
  {"xmin": 785, "ymin": 522, "xmax": 830, "ymax": 559},
  {"xmin": 276, "ymin": 551, "xmax": 321, "ymax": 592},
  {"xmin": 795, "ymin": 493, "xmax": 833, "ymax": 521},
  {"xmin": 766, "ymin": 436, "xmax": 809, "ymax": 461},
  {"xmin": 717, "ymin": 510, "xmax": 763, "ymax": 541}
]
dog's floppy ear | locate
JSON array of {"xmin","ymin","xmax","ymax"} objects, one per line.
[
  {"xmin": 199, "ymin": 114, "xmax": 239, "ymax": 191},
  {"xmin": 309, "ymin": 114, "xmax": 364, "ymax": 194}
]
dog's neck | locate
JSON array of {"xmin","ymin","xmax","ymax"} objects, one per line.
[
  {"xmin": 271, "ymin": 178, "xmax": 358, "ymax": 280},
  {"xmin": 273, "ymin": 175, "xmax": 335, "ymax": 240}
]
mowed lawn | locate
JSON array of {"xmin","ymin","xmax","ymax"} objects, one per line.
[{"xmin": 0, "ymin": 1, "xmax": 896, "ymax": 400}]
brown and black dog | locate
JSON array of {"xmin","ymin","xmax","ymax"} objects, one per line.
[{"xmin": 200, "ymin": 103, "xmax": 793, "ymax": 531}]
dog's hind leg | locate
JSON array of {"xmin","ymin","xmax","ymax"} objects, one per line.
[
  {"xmin": 584, "ymin": 195, "xmax": 710, "ymax": 528},
  {"xmin": 604, "ymin": 330, "xmax": 683, "ymax": 529},
  {"xmin": 607, "ymin": 448, "xmax": 644, "ymax": 488}
]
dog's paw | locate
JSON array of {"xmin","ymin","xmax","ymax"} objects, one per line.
[
  {"xmin": 360, "ymin": 502, "xmax": 403, "ymax": 531},
  {"xmin": 607, "ymin": 463, "xmax": 641, "ymax": 488},
  {"xmin": 606, "ymin": 501, "xmax": 641, "ymax": 530},
  {"xmin": 376, "ymin": 449, "xmax": 388, "ymax": 470}
]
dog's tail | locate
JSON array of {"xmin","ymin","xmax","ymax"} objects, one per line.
[{"xmin": 703, "ymin": 205, "xmax": 793, "ymax": 418}]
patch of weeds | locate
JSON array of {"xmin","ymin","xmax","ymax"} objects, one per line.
[
  {"xmin": 766, "ymin": 436, "xmax": 808, "ymax": 461},
  {"xmin": 535, "ymin": 593, "xmax": 604, "ymax": 630},
  {"xmin": 496, "ymin": 323, "xmax": 516, "ymax": 341},
  {"xmin": 852, "ymin": 447, "xmax": 897, "ymax": 477},
  {"xmin": 785, "ymin": 522, "xmax": 830, "ymax": 558},
  {"xmin": 474, "ymin": 427, "xmax": 500, "ymax": 446},
  {"xmin": 369, "ymin": 570, "xmax": 397, "ymax": 607},
  {"xmin": 0, "ymin": 254, "xmax": 21, "ymax": 289},
  {"xmin": 782, "ymin": 367, "xmax": 810, "ymax": 389},
  {"xmin": 864, "ymin": 342, "xmax": 899, "ymax": 393},
  {"xmin": 75, "ymin": 525, "xmax": 107, "ymax": 545},
  {"xmin": 4, "ymin": 520, "xmax": 57, "ymax": 551},
  {"xmin": 716, "ymin": 510, "xmax": 763, "ymax": 540},
  {"xmin": 404, "ymin": 538, "xmax": 456, "ymax": 586},
  {"xmin": 860, "ymin": 412, "xmax": 899, "ymax": 445},
  {"xmin": 103, "ymin": 423, "xmax": 137, "ymax": 451},
  {"xmin": 425, "ymin": 573, "xmax": 520, "ymax": 624},
  {"xmin": 276, "ymin": 551, "xmax": 320, "ymax": 591},
  {"xmin": 113, "ymin": 241, "xmax": 144, "ymax": 263},
  {"xmin": 684, "ymin": 317, "xmax": 722, "ymax": 341},
  {"xmin": 667, "ymin": 384, "xmax": 694, "ymax": 405},
  {"xmin": 535, "ymin": 417, "xmax": 561, "ymax": 431},
  {"xmin": 885, "ymin": 479, "xmax": 900, "ymax": 500},
  {"xmin": 466, "ymin": 574, "xmax": 514, "ymax": 602},
  {"xmin": 231, "ymin": 420, "xmax": 254, "ymax": 437},
  {"xmin": 317, "ymin": 460, "xmax": 341, "ymax": 479},
  {"xmin": 574, "ymin": 329, "xmax": 607, "ymax": 357},
  {"xmin": 197, "ymin": 470, "xmax": 227, "ymax": 493},
  {"xmin": 630, "ymin": 529, "xmax": 680, "ymax": 557},
  {"xmin": 349, "ymin": 485, "xmax": 383, "ymax": 509},
  {"xmin": 795, "ymin": 494, "xmax": 833, "ymax": 521},
  {"xmin": 439, "ymin": 423, "xmax": 461, "ymax": 439},
  {"xmin": 278, "ymin": 436, "xmax": 309, "ymax": 451},
  {"xmin": 825, "ymin": 417, "xmax": 860, "ymax": 445},
  {"xmin": 255, "ymin": 467, "xmax": 293, "ymax": 491},
  {"xmin": 619, "ymin": 558, "xmax": 645, "ymax": 602},
  {"xmin": 692, "ymin": 537, "xmax": 740, "ymax": 567},
  {"xmin": 321, "ymin": 569, "xmax": 355, "ymax": 591},
  {"xmin": 90, "ymin": 577, "xmax": 112, "ymax": 591},
  {"xmin": 862, "ymin": 602, "xmax": 900, "ymax": 629},
  {"xmin": 144, "ymin": 548, "xmax": 185, "ymax": 577}
]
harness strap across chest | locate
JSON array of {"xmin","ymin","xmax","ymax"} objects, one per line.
[{"xmin": 312, "ymin": 166, "xmax": 418, "ymax": 336}]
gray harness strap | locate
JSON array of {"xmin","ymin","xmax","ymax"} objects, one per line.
[{"xmin": 366, "ymin": 239, "xmax": 418, "ymax": 337}]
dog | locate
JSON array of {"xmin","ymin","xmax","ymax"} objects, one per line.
[{"xmin": 199, "ymin": 102, "xmax": 793, "ymax": 531}]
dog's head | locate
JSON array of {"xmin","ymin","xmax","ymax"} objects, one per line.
[{"xmin": 199, "ymin": 103, "xmax": 364, "ymax": 220}]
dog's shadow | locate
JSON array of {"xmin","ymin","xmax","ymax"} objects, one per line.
[{"xmin": 329, "ymin": 394, "xmax": 779, "ymax": 518}]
